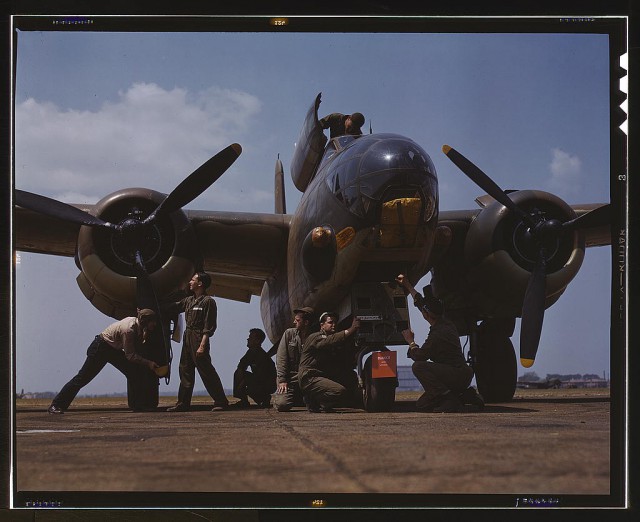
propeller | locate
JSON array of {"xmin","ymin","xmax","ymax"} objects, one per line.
[
  {"xmin": 441, "ymin": 145, "xmax": 536, "ymax": 228},
  {"xmin": 442, "ymin": 144, "xmax": 609, "ymax": 367},
  {"xmin": 15, "ymin": 143, "xmax": 242, "ymax": 374},
  {"xmin": 145, "ymin": 143, "xmax": 242, "ymax": 223},
  {"xmin": 134, "ymin": 251, "xmax": 172, "ymax": 381},
  {"xmin": 14, "ymin": 190, "xmax": 116, "ymax": 229},
  {"xmin": 519, "ymin": 249, "xmax": 547, "ymax": 367},
  {"xmin": 562, "ymin": 203, "xmax": 610, "ymax": 232},
  {"xmin": 16, "ymin": 143, "xmax": 241, "ymax": 267}
]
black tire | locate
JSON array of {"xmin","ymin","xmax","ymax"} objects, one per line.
[
  {"xmin": 362, "ymin": 357, "xmax": 396, "ymax": 412},
  {"xmin": 474, "ymin": 319, "xmax": 517, "ymax": 403}
]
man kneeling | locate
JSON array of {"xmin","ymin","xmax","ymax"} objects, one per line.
[
  {"xmin": 397, "ymin": 274, "xmax": 475, "ymax": 413},
  {"xmin": 298, "ymin": 312, "xmax": 360, "ymax": 413}
]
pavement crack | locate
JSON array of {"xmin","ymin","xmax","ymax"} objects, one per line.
[{"xmin": 268, "ymin": 412, "xmax": 377, "ymax": 493}]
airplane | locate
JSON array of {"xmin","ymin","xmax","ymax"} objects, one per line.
[{"xmin": 14, "ymin": 92, "xmax": 611, "ymax": 412}]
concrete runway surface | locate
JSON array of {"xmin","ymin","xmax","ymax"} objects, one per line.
[{"xmin": 12, "ymin": 388, "xmax": 617, "ymax": 511}]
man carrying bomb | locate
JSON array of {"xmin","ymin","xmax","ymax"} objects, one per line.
[
  {"xmin": 396, "ymin": 274, "xmax": 483, "ymax": 413},
  {"xmin": 47, "ymin": 309, "xmax": 160, "ymax": 414}
]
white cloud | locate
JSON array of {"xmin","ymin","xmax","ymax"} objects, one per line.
[
  {"xmin": 15, "ymin": 83, "xmax": 263, "ymax": 209},
  {"xmin": 548, "ymin": 148, "xmax": 582, "ymax": 196}
]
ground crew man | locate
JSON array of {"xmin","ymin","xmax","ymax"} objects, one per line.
[
  {"xmin": 319, "ymin": 112, "xmax": 365, "ymax": 139},
  {"xmin": 48, "ymin": 309, "xmax": 159, "ymax": 414},
  {"xmin": 273, "ymin": 307, "xmax": 314, "ymax": 412},
  {"xmin": 232, "ymin": 328, "xmax": 277, "ymax": 408},
  {"xmin": 396, "ymin": 274, "xmax": 480, "ymax": 413},
  {"xmin": 166, "ymin": 272, "xmax": 229, "ymax": 412},
  {"xmin": 298, "ymin": 312, "xmax": 360, "ymax": 413}
]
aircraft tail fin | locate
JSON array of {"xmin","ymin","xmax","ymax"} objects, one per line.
[{"xmin": 275, "ymin": 154, "xmax": 286, "ymax": 214}]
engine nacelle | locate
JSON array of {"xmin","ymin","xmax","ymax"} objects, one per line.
[
  {"xmin": 75, "ymin": 188, "xmax": 202, "ymax": 319},
  {"xmin": 463, "ymin": 190, "xmax": 585, "ymax": 317}
]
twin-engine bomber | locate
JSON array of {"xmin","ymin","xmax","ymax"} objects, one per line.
[{"xmin": 14, "ymin": 93, "xmax": 611, "ymax": 411}]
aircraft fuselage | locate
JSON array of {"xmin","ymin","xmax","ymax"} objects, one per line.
[{"xmin": 261, "ymin": 133, "xmax": 439, "ymax": 340}]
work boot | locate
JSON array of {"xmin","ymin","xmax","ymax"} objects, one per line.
[
  {"xmin": 432, "ymin": 393, "xmax": 464, "ymax": 413},
  {"xmin": 416, "ymin": 392, "xmax": 447, "ymax": 412},
  {"xmin": 211, "ymin": 402, "xmax": 229, "ymax": 411},
  {"xmin": 460, "ymin": 386, "xmax": 485, "ymax": 410},
  {"xmin": 304, "ymin": 395, "xmax": 321, "ymax": 413},
  {"xmin": 307, "ymin": 402, "xmax": 322, "ymax": 413}
]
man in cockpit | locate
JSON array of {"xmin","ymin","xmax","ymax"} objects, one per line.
[{"xmin": 319, "ymin": 112, "xmax": 365, "ymax": 139}]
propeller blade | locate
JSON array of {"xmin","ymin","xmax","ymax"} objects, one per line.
[
  {"xmin": 519, "ymin": 249, "xmax": 547, "ymax": 368},
  {"xmin": 134, "ymin": 252, "xmax": 157, "ymax": 311},
  {"xmin": 147, "ymin": 143, "xmax": 242, "ymax": 222},
  {"xmin": 15, "ymin": 189, "xmax": 114, "ymax": 229},
  {"xmin": 562, "ymin": 203, "xmax": 610, "ymax": 231},
  {"xmin": 442, "ymin": 145, "xmax": 536, "ymax": 227},
  {"xmin": 134, "ymin": 252, "xmax": 172, "ymax": 372}
]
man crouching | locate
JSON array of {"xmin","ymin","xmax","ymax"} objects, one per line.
[
  {"xmin": 297, "ymin": 312, "xmax": 360, "ymax": 413},
  {"xmin": 396, "ymin": 274, "xmax": 475, "ymax": 413}
]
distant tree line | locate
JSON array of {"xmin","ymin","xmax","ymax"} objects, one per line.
[{"xmin": 518, "ymin": 371, "xmax": 606, "ymax": 382}]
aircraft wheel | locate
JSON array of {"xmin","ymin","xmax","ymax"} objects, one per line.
[
  {"xmin": 474, "ymin": 319, "xmax": 517, "ymax": 403},
  {"xmin": 362, "ymin": 357, "xmax": 396, "ymax": 412}
]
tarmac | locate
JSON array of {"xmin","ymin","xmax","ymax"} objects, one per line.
[{"xmin": 11, "ymin": 388, "xmax": 617, "ymax": 512}]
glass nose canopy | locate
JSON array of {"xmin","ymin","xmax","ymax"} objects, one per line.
[{"xmin": 325, "ymin": 134, "xmax": 438, "ymax": 220}]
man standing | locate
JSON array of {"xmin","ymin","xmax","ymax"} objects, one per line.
[
  {"xmin": 298, "ymin": 312, "xmax": 360, "ymax": 413},
  {"xmin": 319, "ymin": 112, "xmax": 365, "ymax": 139},
  {"xmin": 232, "ymin": 328, "xmax": 277, "ymax": 408},
  {"xmin": 48, "ymin": 309, "xmax": 160, "ymax": 414},
  {"xmin": 273, "ymin": 307, "xmax": 314, "ymax": 412},
  {"xmin": 396, "ymin": 274, "xmax": 477, "ymax": 413},
  {"xmin": 166, "ymin": 272, "xmax": 229, "ymax": 412}
]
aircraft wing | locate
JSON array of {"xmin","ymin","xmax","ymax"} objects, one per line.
[
  {"xmin": 566, "ymin": 203, "xmax": 611, "ymax": 247},
  {"xmin": 185, "ymin": 210, "xmax": 291, "ymax": 302},
  {"xmin": 14, "ymin": 205, "xmax": 292, "ymax": 304}
]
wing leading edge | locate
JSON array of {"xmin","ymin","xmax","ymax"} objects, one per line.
[{"xmin": 14, "ymin": 204, "xmax": 292, "ymax": 304}]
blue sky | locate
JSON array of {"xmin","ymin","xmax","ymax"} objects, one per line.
[{"xmin": 13, "ymin": 26, "xmax": 615, "ymax": 396}]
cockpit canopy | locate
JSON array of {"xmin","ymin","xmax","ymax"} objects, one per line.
[{"xmin": 320, "ymin": 133, "xmax": 438, "ymax": 220}]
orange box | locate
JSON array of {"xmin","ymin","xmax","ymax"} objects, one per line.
[{"xmin": 371, "ymin": 350, "xmax": 397, "ymax": 378}]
